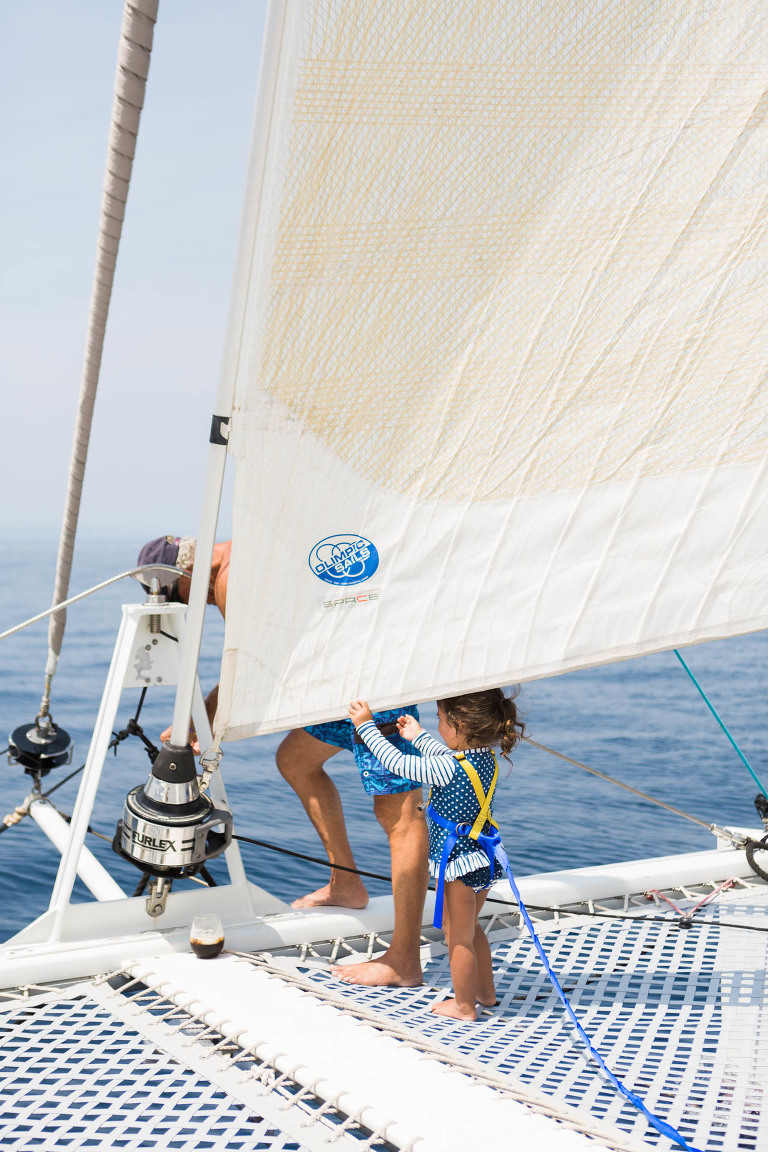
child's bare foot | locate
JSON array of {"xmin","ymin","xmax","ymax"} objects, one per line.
[
  {"xmin": 431, "ymin": 997, "xmax": 477, "ymax": 1021},
  {"xmin": 478, "ymin": 998, "xmax": 500, "ymax": 1008}
]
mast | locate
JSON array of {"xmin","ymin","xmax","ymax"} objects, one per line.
[
  {"xmin": 168, "ymin": 0, "xmax": 291, "ymax": 749},
  {"xmin": 40, "ymin": 0, "xmax": 160, "ymax": 721}
]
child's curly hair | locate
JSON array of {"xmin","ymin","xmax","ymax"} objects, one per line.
[{"xmin": 437, "ymin": 687, "xmax": 525, "ymax": 757}]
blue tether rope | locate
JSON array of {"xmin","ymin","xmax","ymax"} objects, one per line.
[
  {"xmin": 673, "ymin": 648, "xmax": 768, "ymax": 801},
  {"xmin": 428, "ymin": 809, "xmax": 703, "ymax": 1151}
]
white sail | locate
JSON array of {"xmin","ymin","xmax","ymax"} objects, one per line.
[{"xmin": 216, "ymin": 0, "xmax": 768, "ymax": 739}]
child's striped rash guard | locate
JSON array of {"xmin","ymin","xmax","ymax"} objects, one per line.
[
  {"xmin": 356, "ymin": 721, "xmax": 457, "ymax": 785},
  {"xmin": 356, "ymin": 720, "xmax": 502, "ymax": 883}
]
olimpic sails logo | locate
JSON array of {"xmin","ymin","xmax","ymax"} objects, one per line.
[{"xmin": 309, "ymin": 534, "xmax": 379, "ymax": 586}]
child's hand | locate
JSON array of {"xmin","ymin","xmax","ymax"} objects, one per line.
[
  {"xmin": 396, "ymin": 714, "xmax": 422, "ymax": 742},
  {"xmin": 348, "ymin": 699, "xmax": 374, "ymax": 728}
]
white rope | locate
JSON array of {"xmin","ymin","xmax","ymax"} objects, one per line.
[
  {"xmin": 2, "ymin": 799, "xmax": 31, "ymax": 828},
  {"xmin": 41, "ymin": 0, "xmax": 160, "ymax": 715}
]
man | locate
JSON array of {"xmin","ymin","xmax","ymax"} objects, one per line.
[
  {"xmin": 136, "ymin": 536, "xmax": 428, "ymax": 987},
  {"xmin": 276, "ymin": 717, "xmax": 428, "ymax": 987}
]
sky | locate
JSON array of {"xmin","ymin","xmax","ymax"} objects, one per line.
[{"xmin": 0, "ymin": 1, "xmax": 267, "ymax": 541}]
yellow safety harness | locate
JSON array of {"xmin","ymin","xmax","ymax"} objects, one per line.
[
  {"xmin": 427, "ymin": 749, "xmax": 501, "ymax": 928},
  {"xmin": 453, "ymin": 750, "xmax": 500, "ymax": 839}
]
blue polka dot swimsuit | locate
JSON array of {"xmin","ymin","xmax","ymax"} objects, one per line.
[{"xmin": 357, "ymin": 722, "xmax": 504, "ymax": 889}]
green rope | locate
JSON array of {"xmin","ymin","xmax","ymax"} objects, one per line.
[{"xmin": 673, "ymin": 648, "xmax": 768, "ymax": 801}]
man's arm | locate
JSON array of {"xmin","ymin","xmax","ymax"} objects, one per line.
[{"xmin": 212, "ymin": 541, "xmax": 230, "ymax": 617}]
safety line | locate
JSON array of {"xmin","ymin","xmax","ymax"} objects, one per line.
[
  {"xmin": 495, "ymin": 847, "xmax": 703, "ymax": 1152},
  {"xmin": 673, "ymin": 648, "xmax": 768, "ymax": 800}
]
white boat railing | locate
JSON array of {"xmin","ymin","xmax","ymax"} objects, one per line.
[{"xmin": 28, "ymin": 798, "xmax": 126, "ymax": 903}]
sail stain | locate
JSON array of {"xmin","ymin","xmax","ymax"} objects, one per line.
[{"xmin": 239, "ymin": 0, "xmax": 768, "ymax": 501}]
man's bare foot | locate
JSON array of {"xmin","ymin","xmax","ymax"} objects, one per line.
[
  {"xmin": 290, "ymin": 881, "xmax": 368, "ymax": 910},
  {"xmin": 330, "ymin": 955, "xmax": 422, "ymax": 987},
  {"xmin": 431, "ymin": 997, "xmax": 477, "ymax": 1021}
]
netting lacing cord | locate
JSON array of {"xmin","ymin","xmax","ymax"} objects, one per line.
[
  {"xmin": 99, "ymin": 972, "xmax": 427, "ymax": 1152},
  {"xmin": 226, "ymin": 953, "xmax": 642, "ymax": 1152}
]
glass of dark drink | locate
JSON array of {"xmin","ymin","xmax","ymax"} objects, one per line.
[{"xmin": 190, "ymin": 914, "xmax": 224, "ymax": 958}]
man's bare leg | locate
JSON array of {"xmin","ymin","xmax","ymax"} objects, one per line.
[
  {"xmin": 332, "ymin": 789, "xmax": 428, "ymax": 986},
  {"xmin": 276, "ymin": 728, "xmax": 368, "ymax": 909}
]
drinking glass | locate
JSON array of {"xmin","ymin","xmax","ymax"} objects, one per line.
[{"xmin": 190, "ymin": 913, "xmax": 224, "ymax": 958}]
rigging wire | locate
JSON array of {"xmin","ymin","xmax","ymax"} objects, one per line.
[
  {"xmin": 5, "ymin": 741, "xmax": 759, "ymax": 933},
  {"xmin": 36, "ymin": 762, "xmax": 87, "ymax": 801},
  {"xmin": 673, "ymin": 647, "xmax": 768, "ymax": 800},
  {"xmin": 232, "ymin": 833, "xmax": 395, "ymax": 884},
  {"xmin": 1, "ymin": 808, "xmax": 755, "ymax": 934},
  {"xmin": 0, "ymin": 764, "xmax": 84, "ymax": 836},
  {"xmin": 522, "ymin": 735, "xmax": 745, "ymax": 844},
  {"xmin": 0, "ymin": 569, "xmax": 150, "ymax": 643},
  {"xmin": 1, "ymin": 717, "xmax": 757, "ymax": 854}
]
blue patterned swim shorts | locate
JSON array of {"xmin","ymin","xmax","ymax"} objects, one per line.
[{"xmin": 304, "ymin": 707, "xmax": 421, "ymax": 797}]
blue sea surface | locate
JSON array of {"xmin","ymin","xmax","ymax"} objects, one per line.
[{"xmin": 0, "ymin": 540, "xmax": 766, "ymax": 942}]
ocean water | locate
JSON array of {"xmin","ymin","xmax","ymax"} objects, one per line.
[{"xmin": 0, "ymin": 540, "xmax": 766, "ymax": 942}]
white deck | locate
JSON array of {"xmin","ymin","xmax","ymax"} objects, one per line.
[{"xmin": 1, "ymin": 859, "xmax": 766, "ymax": 1151}]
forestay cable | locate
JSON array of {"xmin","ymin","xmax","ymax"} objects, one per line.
[{"xmin": 39, "ymin": 0, "xmax": 159, "ymax": 721}]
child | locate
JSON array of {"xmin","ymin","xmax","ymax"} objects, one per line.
[{"xmin": 348, "ymin": 690, "xmax": 524, "ymax": 1021}]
